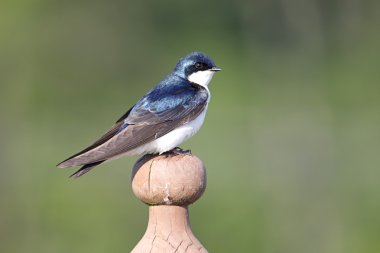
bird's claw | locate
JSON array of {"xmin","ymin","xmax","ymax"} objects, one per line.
[{"xmin": 163, "ymin": 147, "xmax": 192, "ymax": 157}]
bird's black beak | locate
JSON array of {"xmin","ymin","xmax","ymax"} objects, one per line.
[{"xmin": 211, "ymin": 67, "xmax": 222, "ymax": 72}]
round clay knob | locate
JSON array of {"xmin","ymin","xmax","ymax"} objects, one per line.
[{"xmin": 131, "ymin": 154, "xmax": 207, "ymax": 206}]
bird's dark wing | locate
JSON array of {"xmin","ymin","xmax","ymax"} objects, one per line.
[
  {"xmin": 57, "ymin": 107, "xmax": 133, "ymax": 167},
  {"xmin": 57, "ymin": 80, "xmax": 208, "ymax": 169}
]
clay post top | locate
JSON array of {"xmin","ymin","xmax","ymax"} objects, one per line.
[
  {"xmin": 131, "ymin": 153, "xmax": 209, "ymax": 252},
  {"xmin": 131, "ymin": 153, "xmax": 207, "ymax": 206}
]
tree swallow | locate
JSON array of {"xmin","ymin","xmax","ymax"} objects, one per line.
[{"xmin": 57, "ymin": 52, "xmax": 221, "ymax": 177}]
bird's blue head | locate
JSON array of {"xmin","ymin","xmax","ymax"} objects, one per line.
[{"xmin": 173, "ymin": 52, "xmax": 221, "ymax": 87}]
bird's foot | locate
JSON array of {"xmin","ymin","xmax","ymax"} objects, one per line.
[
  {"xmin": 173, "ymin": 147, "xmax": 192, "ymax": 155},
  {"xmin": 163, "ymin": 147, "xmax": 192, "ymax": 157}
]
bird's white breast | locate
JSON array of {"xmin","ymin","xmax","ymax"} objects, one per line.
[{"xmin": 127, "ymin": 108, "xmax": 208, "ymax": 155}]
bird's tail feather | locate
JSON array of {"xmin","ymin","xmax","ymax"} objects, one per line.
[{"xmin": 69, "ymin": 160, "xmax": 105, "ymax": 178}]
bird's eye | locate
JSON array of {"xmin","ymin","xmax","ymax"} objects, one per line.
[{"xmin": 194, "ymin": 62, "xmax": 203, "ymax": 69}]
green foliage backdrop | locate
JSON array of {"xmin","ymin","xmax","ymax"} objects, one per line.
[{"xmin": 1, "ymin": 1, "xmax": 380, "ymax": 252}]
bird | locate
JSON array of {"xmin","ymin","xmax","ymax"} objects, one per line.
[{"xmin": 57, "ymin": 52, "xmax": 221, "ymax": 177}]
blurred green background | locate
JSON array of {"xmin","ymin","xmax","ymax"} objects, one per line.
[{"xmin": 1, "ymin": 0, "xmax": 380, "ymax": 252}]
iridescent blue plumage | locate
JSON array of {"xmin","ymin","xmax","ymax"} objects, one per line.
[
  {"xmin": 57, "ymin": 52, "xmax": 220, "ymax": 177},
  {"xmin": 129, "ymin": 75, "xmax": 208, "ymax": 124},
  {"xmin": 174, "ymin": 52, "xmax": 217, "ymax": 78}
]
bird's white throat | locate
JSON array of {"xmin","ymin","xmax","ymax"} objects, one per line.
[{"xmin": 187, "ymin": 70, "xmax": 215, "ymax": 88}]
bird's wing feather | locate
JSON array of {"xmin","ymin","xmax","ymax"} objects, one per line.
[
  {"xmin": 57, "ymin": 81, "xmax": 208, "ymax": 168},
  {"xmin": 57, "ymin": 107, "xmax": 133, "ymax": 167}
]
